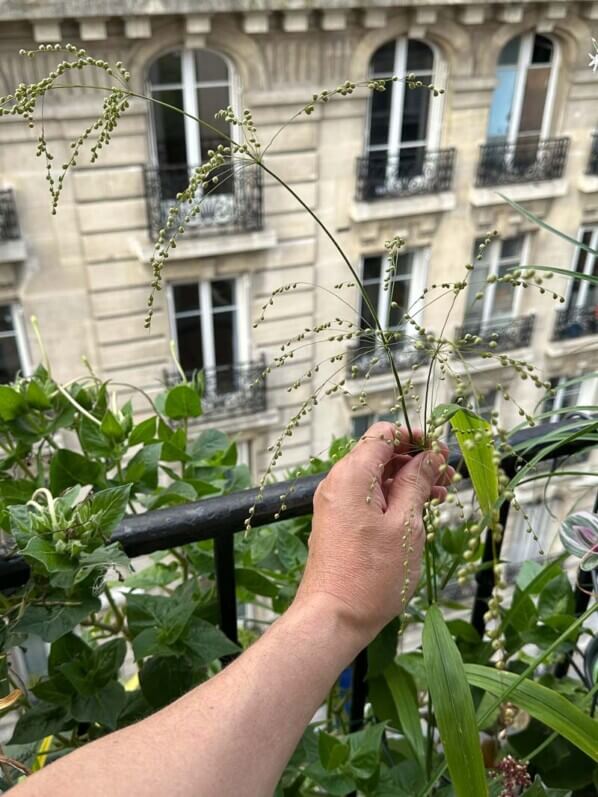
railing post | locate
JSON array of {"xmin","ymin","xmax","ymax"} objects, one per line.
[
  {"xmin": 213, "ymin": 531, "xmax": 240, "ymax": 659},
  {"xmin": 348, "ymin": 649, "xmax": 368, "ymax": 731},
  {"xmin": 471, "ymin": 500, "xmax": 511, "ymax": 637}
]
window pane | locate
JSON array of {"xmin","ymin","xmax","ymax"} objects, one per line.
[
  {"xmin": 498, "ymin": 37, "xmax": 520, "ymax": 66},
  {"xmin": 406, "ymin": 40, "xmax": 433, "ymax": 72},
  {"xmin": 388, "ymin": 255, "xmax": 413, "ymax": 329},
  {"xmin": 212, "ymin": 309, "xmax": 235, "ymax": 367},
  {"xmin": 368, "ymin": 90, "xmax": 392, "ymax": 147},
  {"xmin": 363, "ymin": 256, "xmax": 382, "ymax": 283},
  {"xmin": 487, "ymin": 67, "xmax": 517, "ymax": 138},
  {"xmin": 194, "ymin": 50, "xmax": 228, "ymax": 83},
  {"xmin": 149, "ymin": 52, "xmax": 182, "ymax": 85},
  {"xmin": 0, "ymin": 304, "xmax": 14, "ymax": 334},
  {"xmin": 532, "ymin": 35, "xmax": 553, "ymax": 65},
  {"xmin": 500, "ymin": 236, "xmax": 523, "ymax": 260},
  {"xmin": 370, "ymin": 41, "xmax": 395, "ymax": 76},
  {"xmin": 197, "ymin": 85, "xmax": 231, "ymax": 160},
  {"xmin": 464, "ymin": 240, "xmax": 490, "ymax": 322},
  {"xmin": 519, "ymin": 66, "xmax": 550, "ymax": 135},
  {"xmin": 211, "ymin": 280, "xmax": 235, "ymax": 308},
  {"xmin": 152, "ymin": 89, "xmax": 187, "ymax": 169},
  {"xmin": 352, "ymin": 414, "xmax": 374, "ymax": 438},
  {"xmin": 176, "ymin": 315, "xmax": 203, "ymax": 375},
  {"xmin": 397, "ymin": 145, "xmax": 426, "ymax": 177},
  {"xmin": 0, "ymin": 336, "xmax": 20, "ymax": 383},
  {"xmin": 569, "ymin": 230, "xmax": 593, "ymax": 308},
  {"xmin": 173, "ymin": 283, "xmax": 200, "ymax": 314},
  {"xmin": 400, "ymin": 83, "xmax": 430, "ymax": 143}
]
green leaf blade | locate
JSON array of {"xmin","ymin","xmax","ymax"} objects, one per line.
[{"xmin": 423, "ymin": 606, "xmax": 488, "ymax": 797}]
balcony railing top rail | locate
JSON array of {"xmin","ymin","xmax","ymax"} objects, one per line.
[
  {"xmin": 587, "ymin": 132, "xmax": 598, "ymax": 176},
  {"xmin": 553, "ymin": 304, "xmax": 598, "ymax": 341},
  {"xmin": 1, "ymin": 420, "xmax": 595, "ymax": 730},
  {"xmin": 144, "ymin": 163, "xmax": 263, "ymax": 238},
  {"xmin": 476, "ymin": 137, "xmax": 569, "ymax": 188},
  {"xmin": 163, "ymin": 360, "xmax": 266, "ymax": 419},
  {"xmin": 0, "ymin": 189, "xmax": 20, "ymax": 241},
  {"xmin": 455, "ymin": 314, "xmax": 535, "ymax": 356},
  {"xmin": 355, "ymin": 148, "xmax": 455, "ymax": 201}
]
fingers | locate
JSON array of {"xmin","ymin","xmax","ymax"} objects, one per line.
[
  {"xmin": 385, "ymin": 449, "xmax": 447, "ymax": 514},
  {"xmin": 348, "ymin": 422, "xmax": 423, "ymax": 471}
]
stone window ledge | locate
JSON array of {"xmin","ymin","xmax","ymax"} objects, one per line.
[
  {"xmin": 350, "ymin": 192, "xmax": 456, "ymax": 223},
  {"xmin": 469, "ymin": 178, "xmax": 567, "ymax": 207},
  {"xmin": 133, "ymin": 228, "xmax": 277, "ymax": 264}
]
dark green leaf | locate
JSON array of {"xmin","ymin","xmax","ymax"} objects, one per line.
[
  {"xmin": 318, "ymin": 731, "xmax": 349, "ymax": 770},
  {"xmin": 235, "ymin": 567, "xmax": 279, "ymax": 598},
  {"xmin": 383, "ymin": 663, "xmax": 425, "ymax": 772},
  {"xmin": 0, "ymin": 386, "xmax": 26, "ymax": 421},
  {"xmin": 423, "ymin": 605, "xmax": 488, "ymax": 797},
  {"xmin": 129, "ymin": 416, "xmax": 158, "ymax": 446},
  {"xmin": 26, "ymin": 380, "xmax": 52, "ymax": 410},
  {"xmin": 14, "ymin": 596, "xmax": 101, "ymax": 642},
  {"xmin": 10, "ymin": 702, "xmax": 70, "ymax": 744},
  {"xmin": 88, "ymin": 485, "xmax": 131, "ymax": 536},
  {"xmin": 50, "ymin": 449, "xmax": 103, "ymax": 492},
  {"xmin": 183, "ymin": 617, "xmax": 239, "ymax": 662},
  {"xmin": 124, "ymin": 443, "xmax": 161, "ymax": 489},
  {"xmin": 70, "ymin": 680, "xmax": 126, "ymax": 729},
  {"xmin": 139, "ymin": 656, "xmax": 194, "ymax": 709},
  {"xmin": 20, "ymin": 537, "xmax": 72, "ymax": 573},
  {"xmin": 538, "ymin": 575, "xmax": 574, "ymax": 620},
  {"xmin": 347, "ymin": 722, "xmax": 386, "ymax": 779},
  {"xmin": 190, "ymin": 430, "xmax": 229, "ymax": 462},
  {"xmin": 446, "ymin": 619, "xmax": 482, "ymax": 644},
  {"xmin": 367, "ymin": 618, "xmax": 400, "ymax": 679},
  {"xmin": 100, "ymin": 409, "xmax": 125, "ymax": 441},
  {"xmin": 164, "ymin": 385, "xmax": 202, "ymax": 420},
  {"xmin": 148, "ymin": 480, "xmax": 197, "ymax": 510},
  {"xmin": 521, "ymin": 776, "xmax": 572, "ymax": 796}
]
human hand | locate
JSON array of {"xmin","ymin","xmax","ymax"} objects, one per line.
[{"xmin": 295, "ymin": 422, "xmax": 451, "ymax": 646}]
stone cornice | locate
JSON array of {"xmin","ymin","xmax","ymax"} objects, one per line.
[{"xmin": 0, "ymin": 0, "xmax": 590, "ymax": 22}]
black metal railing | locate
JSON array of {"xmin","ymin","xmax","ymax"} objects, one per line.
[
  {"xmin": 163, "ymin": 361, "xmax": 267, "ymax": 419},
  {"xmin": 144, "ymin": 163, "xmax": 263, "ymax": 237},
  {"xmin": 0, "ymin": 189, "xmax": 20, "ymax": 241},
  {"xmin": 455, "ymin": 314, "xmax": 535, "ymax": 355},
  {"xmin": 553, "ymin": 305, "xmax": 598, "ymax": 340},
  {"xmin": 346, "ymin": 342, "xmax": 427, "ymax": 379},
  {"xmin": 476, "ymin": 137, "xmax": 569, "ymax": 187},
  {"xmin": 1, "ymin": 420, "xmax": 595, "ymax": 732},
  {"xmin": 355, "ymin": 148, "xmax": 455, "ymax": 201},
  {"xmin": 587, "ymin": 133, "xmax": 598, "ymax": 176}
]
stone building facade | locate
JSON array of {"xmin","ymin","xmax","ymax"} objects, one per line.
[{"xmin": 0, "ymin": 0, "xmax": 597, "ymax": 557}]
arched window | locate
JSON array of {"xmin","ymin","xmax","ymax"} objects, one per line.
[
  {"xmin": 362, "ymin": 39, "xmax": 451, "ymax": 198},
  {"xmin": 149, "ymin": 49, "xmax": 231, "ymax": 171},
  {"xmin": 487, "ymin": 33, "xmax": 556, "ymax": 143}
]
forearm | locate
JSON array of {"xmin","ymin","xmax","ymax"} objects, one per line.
[{"xmin": 13, "ymin": 595, "xmax": 364, "ymax": 797}]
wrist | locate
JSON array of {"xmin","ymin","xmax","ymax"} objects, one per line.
[{"xmin": 286, "ymin": 592, "xmax": 373, "ymax": 660}]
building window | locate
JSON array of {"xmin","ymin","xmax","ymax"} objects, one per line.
[
  {"xmin": 0, "ymin": 304, "xmax": 27, "ymax": 383},
  {"xmin": 543, "ymin": 375, "xmax": 596, "ymax": 422},
  {"xmin": 487, "ymin": 33, "xmax": 556, "ymax": 143},
  {"xmin": 352, "ymin": 411, "xmax": 398, "ymax": 439},
  {"xmin": 169, "ymin": 279, "xmax": 241, "ymax": 393},
  {"xmin": 566, "ymin": 228, "xmax": 598, "ymax": 313},
  {"xmin": 365, "ymin": 39, "xmax": 442, "ymax": 189},
  {"xmin": 149, "ymin": 49, "xmax": 231, "ymax": 172},
  {"xmin": 464, "ymin": 236, "xmax": 525, "ymax": 327}
]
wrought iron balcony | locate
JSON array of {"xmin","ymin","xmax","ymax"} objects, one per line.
[
  {"xmin": 476, "ymin": 137, "xmax": 569, "ymax": 187},
  {"xmin": 455, "ymin": 315, "xmax": 535, "ymax": 356},
  {"xmin": 145, "ymin": 164, "xmax": 263, "ymax": 237},
  {"xmin": 0, "ymin": 189, "xmax": 20, "ymax": 241},
  {"xmin": 355, "ymin": 149, "xmax": 455, "ymax": 201},
  {"xmin": 346, "ymin": 340, "xmax": 428, "ymax": 379},
  {"xmin": 553, "ymin": 305, "xmax": 598, "ymax": 340},
  {"xmin": 587, "ymin": 133, "xmax": 598, "ymax": 176},
  {"xmin": 164, "ymin": 360, "xmax": 266, "ymax": 419}
]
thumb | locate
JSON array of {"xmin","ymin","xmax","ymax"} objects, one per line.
[{"xmin": 385, "ymin": 450, "xmax": 445, "ymax": 514}]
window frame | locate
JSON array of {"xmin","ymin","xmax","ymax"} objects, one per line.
[
  {"xmin": 0, "ymin": 303, "xmax": 30, "ymax": 382},
  {"xmin": 365, "ymin": 38, "xmax": 444, "ymax": 160},
  {"xmin": 147, "ymin": 48, "xmax": 238, "ymax": 170},
  {"xmin": 490, "ymin": 32, "xmax": 559, "ymax": 144},
  {"xmin": 466, "ymin": 235, "xmax": 529, "ymax": 326},
  {"xmin": 167, "ymin": 275, "xmax": 250, "ymax": 377},
  {"xmin": 566, "ymin": 226, "xmax": 598, "ymax": 310},
  {"xmin": 358, "ymin": 248, "xmax": 429, "ymax": 338}
]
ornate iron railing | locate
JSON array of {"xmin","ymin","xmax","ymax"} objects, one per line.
[
  {"xmin": 476, "ymin": 137, "xmax": 569, "ymax": 187},
  {"xmin": 355, "ymin": 148, "xmax": 455, "ymax": 201},
  {"xmin": 1, "ymin": 421, "xmax": 595, "ymax": 732},
  {"xmin": 346, "ymin": 341, "xmax": 428, "ymax": 378},
  {"xmin": 163, "ymin": 360, "xmax": 266, "ymax": 419},
  {"xmin": 587, "ymin": 133, "xmax": 598, "ymax": 176},
  {"xmin": 455, "ymin": 314, "xmax": 535, "ymax": 355},
  {"xmin": 0, "ymin": 189, "xmax": 20, "ymax": 240},
  {"xmin": 553, "ymin": 305, "xmax": 598, "ymax": 340},
  {"xmin": 145, "ymin": 163, "xmax": 263, "ymax": 237}
]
